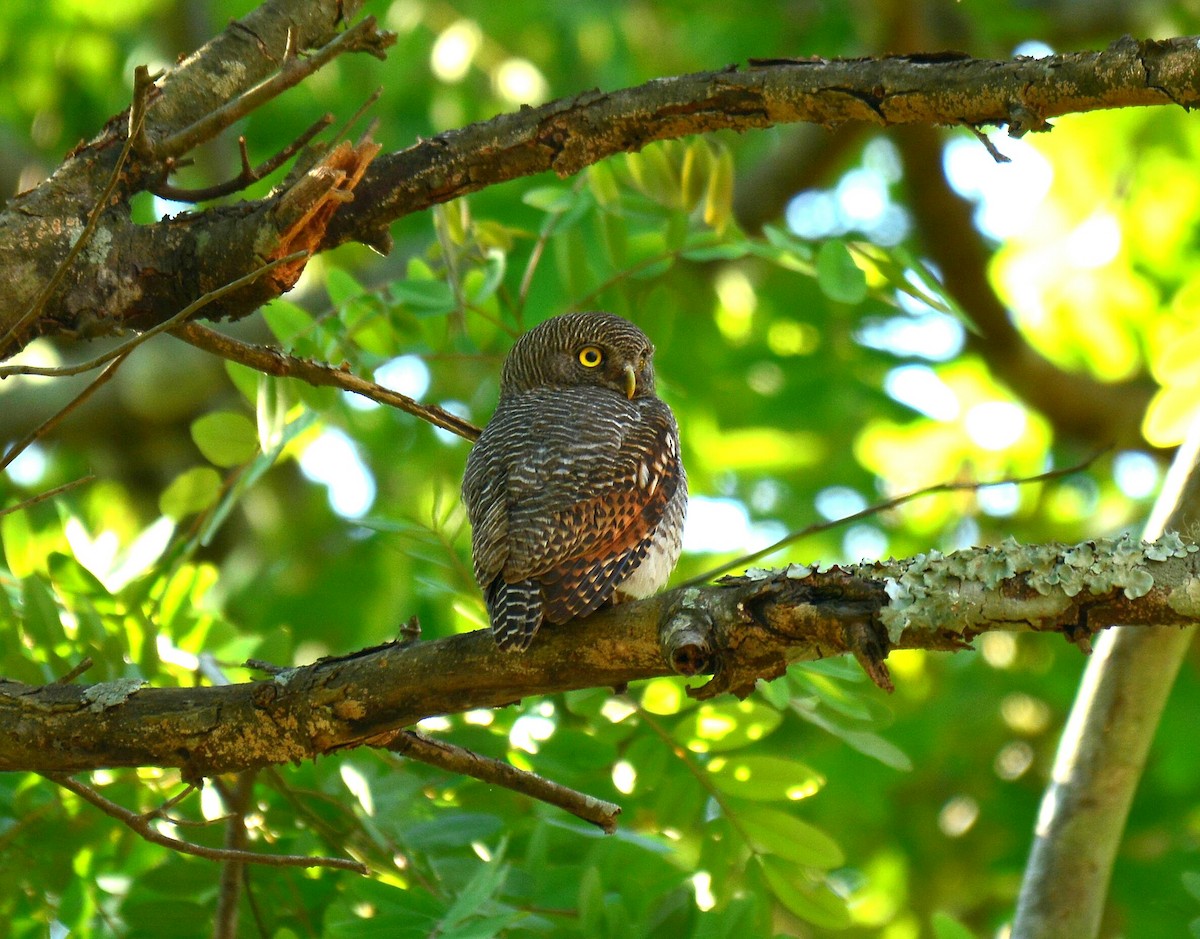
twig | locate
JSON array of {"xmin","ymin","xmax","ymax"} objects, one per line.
[
  {"xmin": 0, "ymin": 475, "xmax": 95, "ymax": 520},
  {"xmin": 140, "ymin": 784, "xmax": 198, "ymax": 822},
  {"xmin": 0, "ymin": 356, "xmax": 128, "ymax": 471},
  {"xmin": 214, "ymin": 772, "xmax": 257, "ymax": 939},
  {"xmin": 965, "ymin": 123, "xmax": 1012, "ymax": 163},
  {"xmin": 0, "ymin": 68, "xmax": 156, "ymax": 359},
  {"xmin": 377, "ymin": 729, "xmax": 622, "ymax": 834},
  {"xmin": 172, "ymin": 322, "xmax": 482, "ymax": 441},
  {"xmin": 53, "ymin": 658, "xmax": 95, "ymax": 685},
  {"xmin": 683, "ymin": 450, "xmax": 1106, "ymax": 587},
  {"xmin": 151, "ymin": 114, "xmax": 334, "ymax": 202},
  {"xmin": 0, "ymin": 253, "xmax": 308, "ymax": 379},
  {"xmin": 156, "ymin": 17, "xmax": 395, "ymax": 160},
  {"xmin": 43, "ymin": 773, "xmax": 367, "ymax": 873}
]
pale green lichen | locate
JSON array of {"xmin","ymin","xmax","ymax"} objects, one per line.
[
  {"xmin": 863, "ymin": 531, "xmax": 1192, "ymax": 643},
  {"xmin": 81, "ymin": 678, "xmax": 146, "ymax": 713},
  {"xmin": 1167, "ymin": 577, "xmax": 1200, "ymax": 617}
]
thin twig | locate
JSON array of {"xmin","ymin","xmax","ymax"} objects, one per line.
[
  {"xmin": 683, "ymin": 450, "xmax": 1107, "ymax": 587},
  {"xmin": 172, "ymin": 322, "xmax": 482, "ymax": 441},
  {"xmin": 214, "ymin": 772, "xmax": 257, "ymax": 939},
  {"xmin": 0, "ymin": 355, "xmax": 128, "ymax": 471},
  {"xmin": 0, "ymin": 475, "xmax": 95, "ymax": 520},
  {"xmin": 156, "ymin": 17, "xmax": 395, "ymax": 159},
  {"xmin": 0, "ymin": 253, "xmax": 308, "ymax": 379},
  {"xmin": 0, "ymin": 68, "xmax": 156, "ymax": 359},
  {"xmin": 151, "ymin": 114, "xmax": 334, "ymax": 202},
  {"xmin": 965, "ymin": 123, "xmax": 1012, "ymax": 163},
  {"xmin": 377, "ymin": 729, "xmax": 622, "ymax": 833},
  {"xmin": 53, "ymin": 658, "xmax": 95, "ymax": 685},
  {"xmin": 140, "ymin": 784, "xmax": 199, "ymax": 823},
  {"xmin": 43, "ymin": 773, "xmax": 367, "ymax": 873}
]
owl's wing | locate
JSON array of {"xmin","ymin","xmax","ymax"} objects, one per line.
[{"xmin": 503, "ymin": 390, "xmax": 683, "ymax": 623}]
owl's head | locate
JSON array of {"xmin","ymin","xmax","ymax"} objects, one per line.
[{"xmin": 500, "ymin": 311, "xmax": 658, "ymax": 399}]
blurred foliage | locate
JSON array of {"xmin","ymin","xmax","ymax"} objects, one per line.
[{"xmin": 4, "ymin": 1, "xmax": 1200, "ymax": 937}]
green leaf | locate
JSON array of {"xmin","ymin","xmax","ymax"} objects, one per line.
[
  {"xmin": 191, "ymin": 412, "xmax": 258, "ymax": 467},
  {"xmin": 673, "ymin": 700, "xmax": 782, "ymax": 753},
  {"xmin": 159, "ymin": 467, "xmax": 222, "ymax": 519},
  {"xmin": 626, "ymin": 146, "xmax": 680, "ymax": 206},
  {"xmin": 587, "ymin": 162, "xmax": 621, "ymax": 209},
  {"xmin": 465, "ymin": 251, "xmax": 506, "ymax": 306},
  {"xmin": 931, "ymin": 911, "xmax": 979, "ymax": 939},
  {"xmin": 390, "ymin": 278, "xmax": 457, "ymax": 314},
  {"xmin": 707, "ymin": 755, "xmax": 825, "ymax": 802},
  {"xmin": 1, "ymin": 506, "xmax": 37, "ymax": 578},
  {"xmin": 815, "ymin": 239, "xmax": 868, "ymax": 304},
  {"xmin": 48, "ymin": 552, "xmax": 108, "ymax": 597},
  {"xmin": 681, "ymin": 139, "xmax": 714, "ymax": 208},
  {"xmin": 756, "ymin": 857, "xmax": 851, "ymax": 930},
  {"xmin": 21, "ymin": 574, "xmax": 63, "ymax": 646},
  {"xmin": 326, "ymin": 266, "xmax": 365, "ymax": 306},
  {"xmin": 442, "ymin": 855, "xmax": 509, "ymax": 928},
  {"xmin": 739, "ymin": 806, "xmax": 845, "ymax": 868},
  {"xmin": 704, "ymin": 145, "xmax": 735, "ymax": 232},
  {"xmin": 261, "ymin": 298, "xmax": 314, "ymax": 346},
  {"xmin": 522, "ymin": 185, "xmax": 578, "ymax": 213}
]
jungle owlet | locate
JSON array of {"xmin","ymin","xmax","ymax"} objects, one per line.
[{"xmin": 462, "ymin": 311, "xmax": 688, "ymax": 651}]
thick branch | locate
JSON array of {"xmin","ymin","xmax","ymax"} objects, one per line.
[
  {"xmin": 4, "ymin": 34, "xmax": 1198, "ymax": 355},
  {"xmin": 323, "ymin": 36, "xmax": 1200, "ymax": 249},
  {"xmin": 3, "ymin": 535, "xmax": 1198, "ymax": 777}
]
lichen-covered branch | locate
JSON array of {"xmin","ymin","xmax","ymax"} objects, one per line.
[{"xmin": 2, "ymin": 534, "xmax": 1197, "ymax": 778}]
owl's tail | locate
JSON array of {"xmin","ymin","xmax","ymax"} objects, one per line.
[{"xmin": 485, "ymin": 578, "xmax": 544, "ymax": 651}]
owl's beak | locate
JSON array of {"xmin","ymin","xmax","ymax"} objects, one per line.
[{"xmin": 623, "ymin": 363, "xmax": 637, "ymax": 399}]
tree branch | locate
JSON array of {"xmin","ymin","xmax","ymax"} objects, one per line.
[
  {"xmin": 172, "ymin": 322, "xmax": 481, "ymax": 441},
  {"xmin": 42, "ymin": 772, "xmax": 366, "ymax": 874},
  {"xmin": 322, "ymin": 36, "xmax": 1200, "ymax": 250},
  {"xmin": 4, "ymin": 534, "xmax": 1198, "ymax": 778},
  {"xmin": 376, "ymin": 729, "xmax": 622, "ymax": 833},
  {"xmin": 1012, "ymin": 421, "xmax": 1200, "ymax": 938},
  {"xmin": 4, "ymin": 33, "xmax": 1199, "ymax": 355}
]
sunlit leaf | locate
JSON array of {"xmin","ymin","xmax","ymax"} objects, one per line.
[
  {"xmin": 815, "ymin": 239, "xmax": 868, "ymax": 304},
  {"xmin": 707, "ymin": 755, "xmax": 825, "ymax": 802},
  {"xmin": 681, "ymin": 139, "xmax": 714, "ymax": 208},
  {"xmin": 159, "ymin": 467, "xmax": 222, "ymax": 519},
  {"xmin": 191, "ymin": 412, "xmax": 258, "ymax": 467},
  {"xmin": 673, "ymin": 700, "xmax": 782, "ymax": 752},
  {"xmin": 1, "ymin": 507, "xmax": 37, "ymax": 578},
  {"xmin": 522, "ymin": 185, "xmax": 578, "ymax": 213},
  {"xmin": 704, "ymin": 145, "xmax": 735, "ymax": 233}
]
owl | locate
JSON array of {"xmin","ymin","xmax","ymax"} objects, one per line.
[{"xmin": 462, "ymin": 311, "xmax": 688, "ymax": 651}]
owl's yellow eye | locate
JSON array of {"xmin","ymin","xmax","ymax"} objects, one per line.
[{"xmin": 578, "ymin": 346, "xmax": 603, "ymax": 368}]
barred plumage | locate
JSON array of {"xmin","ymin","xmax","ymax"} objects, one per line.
[{"xmin": 462, "ymin": 311, "xmax": 688, "ymax": 651}]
